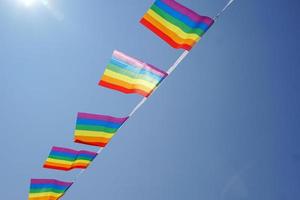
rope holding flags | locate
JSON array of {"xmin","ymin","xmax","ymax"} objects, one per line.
[
  {"xmin": 27, "ymin": 1, "xmax": 236, "ymax": 199},
  {"xmin": 214, "ymin": 0, "xmax": 236, "ymax": 20}
]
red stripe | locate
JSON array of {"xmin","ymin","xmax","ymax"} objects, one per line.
[
  {"xmin": 43, "ymin": 164, "xmax": 71, "ymax": 171},
  {"xmin": 140, "ymin": 18, "xmax": 192, "ymax": 50},
  {"xmin": 99, "ymin": 80, "xmax": 150, "ymax": 97},
  {"xmin": 72, "ymin": 165, "xmax": 88, "ymax": 169},
  {"xmin": 44, "ymin": 164, "xmax": 88, "ymax": 171},
  {"xmin": 74, "ymin": 139, "xmax": 108, "ymax": 147}
]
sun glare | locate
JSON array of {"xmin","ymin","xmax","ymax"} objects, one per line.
[{"xmin": 21, "ymin": 0, "xmax": 36, "ymax": 7}]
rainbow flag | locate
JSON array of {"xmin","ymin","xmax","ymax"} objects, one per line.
[
  {"xmin": 74, "ymin": 112, "xmax": 128, "ymax": 147},
  {"xmin": 99, "ymin": 50, "xmax": 167, "ymax": 97},
  {"xmin": 43, "ymin": 146, "xmax": 97, "ymax": 171},
  {"xmin": 28, "ymin": 179, "xmax": 73, "ymax": 200},
  {"xmin": 140, "ymin": 0, "xmax": 214, "ymax": 50}
]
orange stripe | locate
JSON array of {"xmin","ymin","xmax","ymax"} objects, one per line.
[
  {"xmin": 44, "ymin": 162, "xmax": 71, "ymax": 170},
  {"xmin": 74, "ymin": 135, "xmax": 111, "ymax": 143},
  {"xmin": 29, "ymin": 197, "xmax": 59, "ymax": 200},
  {"xmin": 44, "ymin": 162, "xmax": 71, "ymax": 169},
  {"xmin": 72, "ymin": 163, "xmax": 89, "ymax": 168},
  {"xmin": 44, "ymin": 165, "xmax": 71, "ymax": 171}
]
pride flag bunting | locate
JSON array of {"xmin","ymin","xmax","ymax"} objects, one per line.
[
  {"xmin": 99, "ymin": 50, "xmax": 167, "ymax": 97},
  {"xmin": 74, "ymin": 112, "xmax": 128, "ymax": 147},
  {"xmin": 43, "ymin": 146, "xmax": 98, "ymax": 171},
  {"xmin": 140, "ymin": 0, "xmax": 214, "ymax": 50},
  {"xmin": 28, "ymin": 179, "xmax": 73, "ymax": 200},
  {"xmin": 27, "ymin": 0, "xmax": 236, "ymax": 197}
]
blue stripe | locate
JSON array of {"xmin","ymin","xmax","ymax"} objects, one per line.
[
  {"xmin": 76, "ymin": 118, "xmax": 122, "ymax": 129},
  {"xmin": 49, "ymin": 151, "xmax": 77, "ymax": 159},
  {"xmin": 154, "ymin": 0, "xmax": 210, "ymax": 31},
  {"xmin": 110, "ymin": 58, "xmax": 164, "ymax": 81},
  {"xmin": 49, "ymin": 151, "xmax": 95, "ymax": 160},
  {"xmin": 30, "ymin": 184, "xmax": 69, "ymax": 190},
  {"xmin": 78, "ymin": 153, "xmax": 97, "ymax": 159}
]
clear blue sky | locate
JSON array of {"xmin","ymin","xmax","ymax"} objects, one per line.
[{"xmin": 0, "ymin": 0, "xmax": 299, "ymax": 199}]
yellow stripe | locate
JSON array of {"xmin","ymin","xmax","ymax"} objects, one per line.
[
  {"xmin": 46, "ymin": 158, "xmax": 73, "ymax": 165},
  {"xmin": 74, "ymin": 160, "xmax": 90, "ymax": 164},
  {"xmin": 104, "ymin": 69, "xmax": 157, "ymax": 91},
  {"xmin": 29, "ymin": 192, "xmax": 62, "ymax": 198},
  {"xmin": 147, "ymin": 9, "xmax": 200, "ymax": 41},
  {"xmin": 46, "ymin": 158, "xmax": 90, "ymax": 165},
  {"xmin": 74, "ymin": 130, "xmax": 114, "ymax": 139}
]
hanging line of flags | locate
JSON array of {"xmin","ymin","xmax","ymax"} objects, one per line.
[{"xmin": 28, "ymin": 0, "xmax": 236, "ymax": 199}]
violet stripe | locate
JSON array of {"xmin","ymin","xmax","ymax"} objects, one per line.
[
  {"xmin": 30, "ymin": 179, "xmax": 73, "ymax": 187},
  {"xmin": 77, "ymin": 112, "xmax": 128, "ymax": 124},
  {"xmin": 161, "ymin": 0, "xmax": 213, "ymax": 24},
  {"xmin": 52, "ymin": 146, "xmax": 78, "ymax": 155},
  {"xmin": 113, "ymin": 50, "xmax": 167, "ymax": 77},
  {"xmin": 51, "ymin": 146, "xmax": 97, "ymax": 157},
  {"xmin": 78, "ymin": 150, "xmax": 98, "ymax": 157}
]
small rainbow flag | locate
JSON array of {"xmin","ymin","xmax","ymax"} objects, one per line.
[
  {"xmin": 140, "ymin": 0, "xmax": 214, "ymax": 50},
  {"xmin": 43, "ymin": 146, "xmax": 97, "ymax": 171},
  {"xmin": 74, "ymin": 112, "xmax": 128, "ymax": 147},
  {"xmin": 99, "ymin": 50, "xmax": 167, "ymax": 97},
  {"xmin": 28, "ymin": 179, "xmax": 73, "ymax": 200}
]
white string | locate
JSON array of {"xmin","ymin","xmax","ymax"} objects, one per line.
[
  {"xmin": 214, "ymin": 0, "xmax": 236, "ymax": 20},
  {"xmin": 62, "ymin": 0, "xmax": 236, "ymax": 198},
  {"xmin": 129, "ymin": 97, "xmax": 147, "ymax": 117}
]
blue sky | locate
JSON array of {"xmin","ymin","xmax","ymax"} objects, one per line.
[{"xmin": 0, "ymin": 0, "xmax": 299, "ymax": 199}]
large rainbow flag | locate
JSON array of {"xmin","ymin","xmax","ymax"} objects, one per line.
[
  {"xmin": 43, "ymin": 146, "xmax": 97, "ymax": 171},
  {"xmin": 28, "ymin": 179, "xmax": 73, "ymax": 200},
  {"xmin": 74, "ymin": 112, "xmax": 128, "ymax": 147},
  {"xmin": 140, "ymin": 0, "xmax": 214, "ymax": 50},
  {"xmin": 99, "ymin": 50, "xmax": 167, "ymax": 97}
]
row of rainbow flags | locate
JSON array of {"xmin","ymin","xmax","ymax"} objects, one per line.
[{"xmin": 28, "ymin": 0, "xmax": 233, "ymax": 199}]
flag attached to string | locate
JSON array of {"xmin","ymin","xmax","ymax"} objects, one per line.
[
  {"xmin": 43, "ymin": 146, "xmax": 97, "ymax": 171},
  {"xmin": 28, "ymin": 179, "xmax": 73, "ymax": 200},
  {"xmin": 99, "ymin": 50, "xmax": 167, "ymax": 97},
  {"xmin": 74, "ymin": 112, "xmax": 128, "ymax": 147},
  {"xmin": 140, "ymin": 0, "xmax": 214, "ymax": 50}
]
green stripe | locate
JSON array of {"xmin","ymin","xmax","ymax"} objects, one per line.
[
  {"xmin": 48, "ymin": 155, "xmax": 93, "ymax": 162},
  {"xmin": 48, "ymin": 155, "xmax": 75, "ymax": 161},
  {"xmin": 76, "ymin": 156, "xmax": 94, "ymax": 161},
  {"xmin": 30, "ymin": 188, "xmax": 64, "ymax": 193},
  {"xmin": 151, "ymin": 4, "xmax": 205, "ymax": 36},
  {"xmin": 76, "ymin": 124, "xmax": 117, "ymax": 133},
  {"xmin": 107, "ymin": 63, "xmax": 160, "ymax": 85}
]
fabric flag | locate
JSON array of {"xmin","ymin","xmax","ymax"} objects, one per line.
[
  {"xmin": 140, "ymin": 0, "xmax": 214, "ymax": 50},
  {"xmin": 74, "ymin": 112, "xmax": 128, "ymax": 147},
  {"xmin": 43, "ymin": 146, "xmax": 97, "ymax": 171},
  {"xmin": 99, "ymin": 50, "xmax": 167, "ymax": 97},
  {"xmin": 28, "ymin": 179, "xmax": 73, "ymax": 200}
]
